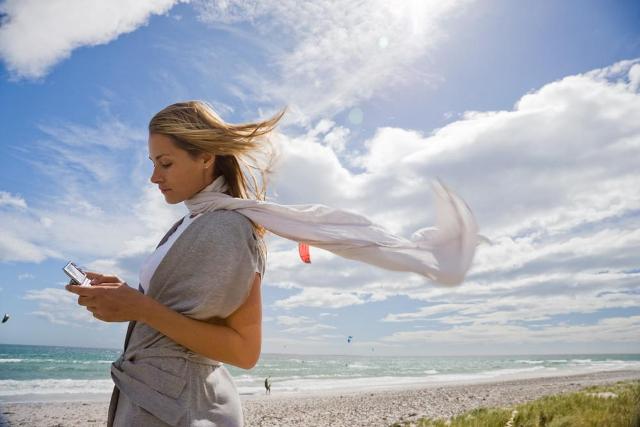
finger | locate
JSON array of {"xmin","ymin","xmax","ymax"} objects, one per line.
[
  {"xmin": 77, "ymin": 295, "xmax": 92, "ymax": 306},
  {"xmin": 65, "ymin": 284, "xmax": 96, "ymax": 296},
  {"xmin": 89, "ymin": 310, "xmax": 104, "ymax": 321},
  {"xmin": 65, "ymin": 284, "xmax": 81, "ymax": 294},
  {"xmin": 67, "ymin": 278, "xmax": 90, "ymax": 287},
  {"xmin": 83, "ymin": 272, "xmax": 119, "ymax": 283},
  {"xmin": 90, "ymin": 281, "xmax": 121, "ymax": 287},
  {"xmin": 90, "ymin": 275, "xmax": 120, "ymax": 285}
]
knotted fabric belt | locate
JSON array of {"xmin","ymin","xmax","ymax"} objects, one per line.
[{"xmin": 110, "ymin": 347, "xmax": 221, "ymax": 425}]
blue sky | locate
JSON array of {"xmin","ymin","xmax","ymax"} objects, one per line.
[{"xmin": 0, "ymin": 0, "xmax": 639, "ymax": 356}]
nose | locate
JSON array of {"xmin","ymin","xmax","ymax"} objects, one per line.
[{"xmin": 150, "ymin": 166, "xmax": 163, "ymax": 184}]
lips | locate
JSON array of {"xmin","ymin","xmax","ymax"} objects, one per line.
[{"xmin": 160, "ymin": 188, "xmax": 171, "ymax": 193}]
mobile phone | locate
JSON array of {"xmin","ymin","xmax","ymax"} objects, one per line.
[{"xmin": 63, "ymin": 261, "xmax": 91, "ymax": 287}]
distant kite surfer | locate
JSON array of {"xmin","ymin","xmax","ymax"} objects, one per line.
[
  {"xmin": 264, "ymin": 377, "xmax": 271, "ymax": 395},
  {"xmin": 1, "ymin": 314, "xmax": 9, "ymax": 324}
]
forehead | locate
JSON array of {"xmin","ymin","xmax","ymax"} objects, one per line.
[{"xmin": 148, "ymin": 133, "xmax": 179, "ymax": 155}]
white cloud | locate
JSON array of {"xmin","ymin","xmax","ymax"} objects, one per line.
[
  {"xmin": 383, "ymin": 270, "xmax": 640, "ymax": 322},
  {"xmin": 264, "ymin": 58, "xmax": 640, "ymax": 329},
  {"xmin": 273, "ymin": 314, "xmax": 336, "ymax": 336},
  {"xmin": 1, "ymin": 114, "xmax": 185, "ymax": 279},
  {"xmin": 33, "ymin": 117, "xmax": 147, "ymax": 184},
  {"xmin": 0, "ymin": 230, "xmax": 61, "ymax": 263},
  {"xmin": 276, "ymin": 315, "xmax": 310, "ymax": 327},
  {"xmin": 0, "ymin": 191, "xmax": 27, "ymax": 209},
  {"xmin": 629, "ymin": 64, "xmax": 640, "ymax": 92},
  {"xmin": 23, "ymin": 287, "xmax": 74, "ymax": 305},
  {"xmin": 383, "ymin": 304, "xmax": 469, "ymax": 322},
  {"xmin": 194, "ymin": 0, "xmax": 472, "ymax": 123},
  {"xmin": 0, "ymin": 0, "xmax": 186, "ymax": 80},
  {"xmin": 282, "ymin": 323, "xmax": 336, "ymax": 335},
  {"xmin": 23, "ymin": 287, "xmax": 101, "ymax": 326},
  {"xmin": 274, "ymin": 287, "xmax": 367, "ymax": 309},
  {"xmin": 322, "ymin": 125, "xmax": 350, "ymax": 154},
  {"xmin": 383, "ymin": 315, "xmax": 640, "ymax": 345}
]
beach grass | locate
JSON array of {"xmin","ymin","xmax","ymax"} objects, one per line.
[{"xmin": 392, "ymin": 380, "xmax": 640, "ymax": 427}]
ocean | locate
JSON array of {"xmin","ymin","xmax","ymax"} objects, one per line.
[{"xmin": 1, "ymin": 343, "xmax": 639, "ymax": 403}]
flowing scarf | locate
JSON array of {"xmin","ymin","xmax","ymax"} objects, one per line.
[{"xmin": 185, "ymin": 175, "xmax": 484, "ymax": 285}]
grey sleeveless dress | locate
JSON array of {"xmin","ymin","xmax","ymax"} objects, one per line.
[{"xmin": 107, "ymin": 210, "xmax": 265, "ymax": 426}]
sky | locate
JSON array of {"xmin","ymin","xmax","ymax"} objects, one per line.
[{"xmin": 0, "ymin": 0, "xmax": 639, "ymax": 356}]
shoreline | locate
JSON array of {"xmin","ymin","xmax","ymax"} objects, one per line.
[
  {"xmin": 1, "ymin": 369, "xmax": 639, "ymax": 426},
  {"xmin": 241, "ymin": 365, "xmax": 638, "ymax": 401},
  {"xmin": 3, "ymin": 363, "xmax": 637, "ymax": 404}
]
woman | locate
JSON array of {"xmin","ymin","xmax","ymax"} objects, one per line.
[
  {"xmin": 67, "ymin": 101, "xmax": 280, "ymax": 426},
  {"xmin": 66, "ymin": 100, "xmax": 482, "ymax": 426}
]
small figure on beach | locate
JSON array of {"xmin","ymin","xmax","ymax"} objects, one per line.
[
  {"xmin": 1, "ymin": 313, "xmax": 9, "ymax": 323},
  {"xmin": 265, "ymin": 377, "xmax": 271, "ymax": 395}
]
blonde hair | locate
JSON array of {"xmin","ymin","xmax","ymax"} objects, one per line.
[{"xmin": 148, "ymin": 100, "xmax": 285, "ymax": 243}]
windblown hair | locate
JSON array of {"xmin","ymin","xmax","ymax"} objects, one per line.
[{"xmin": 148, "ymin": 100, "xmax": 285, "ymax": 242}]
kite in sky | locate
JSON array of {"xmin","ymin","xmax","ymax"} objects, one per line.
[{"xmin": 298, "ymin": 243, "xmax": 311, "ymax": 264}]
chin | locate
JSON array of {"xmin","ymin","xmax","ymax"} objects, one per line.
[{"xmin": 164, "ymin": 195, "xmax": 184, "ymax": 204}]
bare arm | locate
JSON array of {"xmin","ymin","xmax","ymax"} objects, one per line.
[
  {"xmin": 67, "ymin": 262, "xmax": 263, "ymax": 369},
  {"xmin": 140, "ymin": 273, "xmax": 262, "ymax": 369}
]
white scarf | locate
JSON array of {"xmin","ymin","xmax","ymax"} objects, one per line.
[{"xmin": 185, "ymin": 175, "xmax": 483, "ymax": 285}]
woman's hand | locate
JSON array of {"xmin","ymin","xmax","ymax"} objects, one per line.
[{"xmin": 65, "ymin": 272, "xmax": 146, "ymax": 322}]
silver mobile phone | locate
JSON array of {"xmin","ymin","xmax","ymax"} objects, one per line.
[{"xmin": 63, "ymin": 261, "xmax": 91, "ymax": 287}]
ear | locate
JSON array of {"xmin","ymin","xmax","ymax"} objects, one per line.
[{"xmin": 202, "ymin": 153, "xmax": 215, "ymax": 169}]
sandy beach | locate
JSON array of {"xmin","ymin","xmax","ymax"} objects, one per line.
[{"xmin": 1, "ymin": 369, "xmax": 638, "ymax": 426}]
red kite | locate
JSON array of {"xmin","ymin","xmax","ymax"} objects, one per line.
[{"xmin": 298, "ymin": 243, "xmax": 311, "ymax": 263}]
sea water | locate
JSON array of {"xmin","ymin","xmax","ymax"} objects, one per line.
[{"xmin": 1, "ymin": 343, "xmax": 639, "ymax": 402}]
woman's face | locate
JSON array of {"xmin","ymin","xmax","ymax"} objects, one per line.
[{"xmin": 148, "ymin": 133, "xmax": 215, "ymax": 204}]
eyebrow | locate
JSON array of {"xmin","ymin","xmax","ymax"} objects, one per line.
[{"xmin": 148, "ymin": 154, "xmax": 170, "ymax": 160}]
